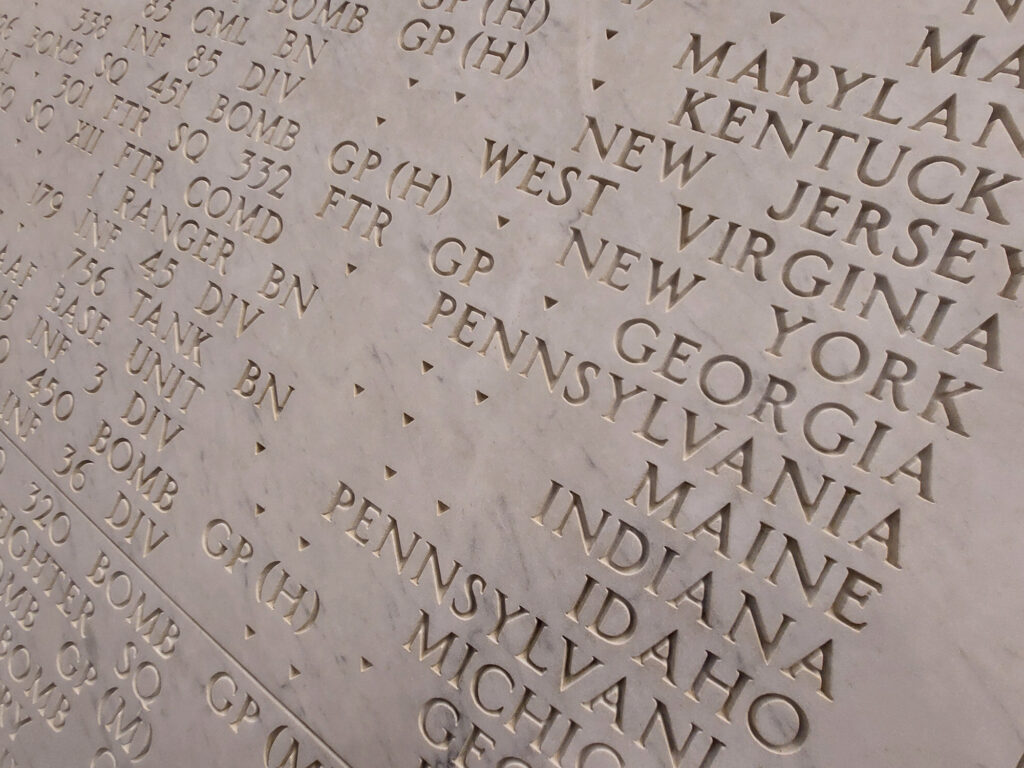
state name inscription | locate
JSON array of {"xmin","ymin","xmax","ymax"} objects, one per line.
[{"xmin": 0, "ymin": 0, "xmax": 1021, "ymax": 767}]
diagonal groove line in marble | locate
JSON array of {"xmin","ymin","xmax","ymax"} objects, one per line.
[{"xmin": 0, "ymin": 428, "xmax": 356, "ymax": 768}]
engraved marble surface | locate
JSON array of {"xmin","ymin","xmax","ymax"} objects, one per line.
[{"xmin": 0, "ymin": 0, "xmax": 1021, "ymax": 766}]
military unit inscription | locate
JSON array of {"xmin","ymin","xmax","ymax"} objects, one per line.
[{"xmin": 0, "ymin": 0, "xmax": 1021, "ymax": 766}]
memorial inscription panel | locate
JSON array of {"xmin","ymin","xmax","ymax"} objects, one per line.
[{"xmin": 0, "ymin": 0, "xmax": 1021, "ymax": 766}]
